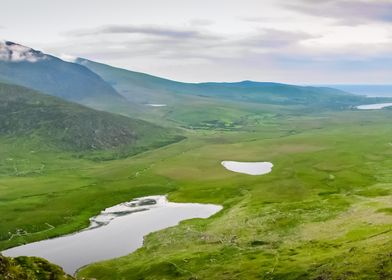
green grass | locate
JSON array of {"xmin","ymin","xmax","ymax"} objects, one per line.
[
  {"xmin": 0, "ymin": 254, "xmax": 73, "ymax": 279},
  {"xmin": 1, "ymin": 106, "xmax": 391, "ymax": 279},
  {"xmin": 0, "ymin": 82, "xmax": 184, "ymax": 160},
  {"xmin": 78, "ymin": 111, "xmax": 392, "ymax": 279}
]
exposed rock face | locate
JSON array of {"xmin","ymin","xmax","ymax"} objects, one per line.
[{"xmin": 0, "ymin": 41, "xmax": 47, "ymax": 63}]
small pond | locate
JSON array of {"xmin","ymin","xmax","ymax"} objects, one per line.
[{"xmin": 221, "ymin": 161, "xmax": 273, "ymax": 175}]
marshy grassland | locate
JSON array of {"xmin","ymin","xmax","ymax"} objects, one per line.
[{"xmin": 1, "ymin": 106, "xmax": 391, "ymax": 279}]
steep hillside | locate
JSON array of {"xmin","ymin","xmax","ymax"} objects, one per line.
[
  {"xmin": 0, "ymin": 41, "xmax": 123, "ymax": 103},
  {"xmin": 0, "ymin": 82, "xmax": 182, "ymax": 157},
  {"xmin": 76, "ymin": 58, "xmax": 191, "ymax": 105}
]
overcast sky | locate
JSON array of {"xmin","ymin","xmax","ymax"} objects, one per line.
[{"xmin": 1, "ymin": 0, "xmax": 392, "ymax": 83}]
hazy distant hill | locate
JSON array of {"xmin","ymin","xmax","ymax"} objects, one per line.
[
  {"xmin": 76, "ymin": 58, "xmax": 369, "ymax": 109},
  {"xmin": 0, "ymin": 41, "xmax": 123, "ymax": 103},
  {"xmin": 0, "ymin": 82, "xmax": 182, "ymax": 155}
]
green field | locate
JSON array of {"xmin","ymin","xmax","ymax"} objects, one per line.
[{"xmin": 1, "ymin": 102, "xmax": 391, "ymax": 279}]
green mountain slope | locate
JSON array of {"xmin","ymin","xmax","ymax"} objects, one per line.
[
  {"xmin": 76, "ymin": 58, "xmax": 195, "ymax": 105},
  {"xmin": 0, "ymin": 41, "xmax": 123, "ymax": 104},
  {"xmin": 0, "ymin": 82, "xmax": 182, "ymax": 157}
]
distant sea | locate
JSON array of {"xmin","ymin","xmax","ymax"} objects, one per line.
[{"xmin": 315, "ymin": 85, "xmax": 392, "ymax": 97}]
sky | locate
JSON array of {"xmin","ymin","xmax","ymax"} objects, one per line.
[{"xmin": 1, "ymin": 0, "xmax": 392, "ymax": 84}]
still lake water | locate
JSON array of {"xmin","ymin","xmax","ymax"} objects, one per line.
[
  {"xmin": 221, "ymin": 161, "xmax": 273, "ymax": 175},
  {"xmin": 145, "ymin": 104, "xmax": 167, "ymax": 107},
  {"xmin": 2, "ymin": 196, "xmax": 222, "ymax": 274}
]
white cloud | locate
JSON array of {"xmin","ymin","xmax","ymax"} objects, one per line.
[
  {"xmin": 58, "ymin": 53, "xmax": 77, "ymax": 62},
  {"xmin": 285, "ymin": 0, "xmax": 392, "ymax": 25},
  {"xmin": 1, "ymin": 0, "xmax": 391, "ymax": 83}
]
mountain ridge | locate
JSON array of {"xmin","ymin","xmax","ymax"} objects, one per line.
[
  {"xmin": 76, "ymin": 57, "xmax": 374, "ymax": 111},
  {"xmin": 0, "ymin": 41, "xmax": 124, "ymax": 104}
]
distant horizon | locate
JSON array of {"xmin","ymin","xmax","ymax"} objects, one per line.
[
  {"xmin": 2, "ymin": 38, "xmax": 392, "ymax": 88},
  {"xmin": 4, "ymin": 39, "xmax": 392, "ymax": 86},
  {"xmin": 1, "ymin": 0, "xmax": 392, "ymax": 84}
]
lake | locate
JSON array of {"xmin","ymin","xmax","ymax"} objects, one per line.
[
  {"xmin": 145, "ymin": 104, "xmax": 167, "ymax": 107},
  {"xmin": 2, "ymin": 195, "xmax": 222, "ymax": 275},
  {"xmin": 221, "ymin": 161, "xmax": 273, "ymax": 175}
]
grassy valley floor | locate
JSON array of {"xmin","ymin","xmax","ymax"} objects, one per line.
[{"xmin": 0, "ymin": 109, "xmax": 391, "ymax": 279}]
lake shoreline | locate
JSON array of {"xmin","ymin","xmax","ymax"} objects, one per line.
[{"xmin": 2, "ymin": 195, "xmax": 222, "ymax": 275}]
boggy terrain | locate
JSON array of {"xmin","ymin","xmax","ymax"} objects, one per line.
[
  {"xmin": 0, "ymin": 45, "xmax": 391, "ymax": 279},
  {"xmin": 1, "ymin": 106, "xmax": 391, "ymax": 279},
  {"xmin": 75, "ymin": 109, "xmax": 392, "ymax": 280}
]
